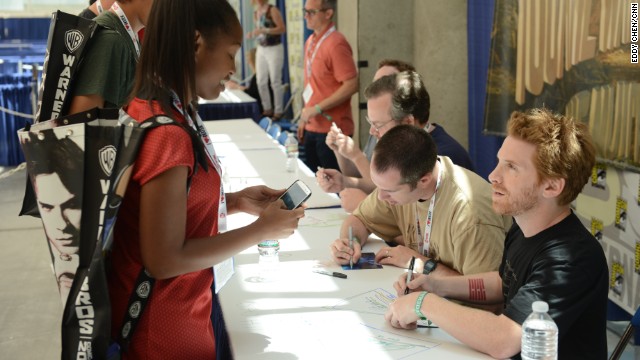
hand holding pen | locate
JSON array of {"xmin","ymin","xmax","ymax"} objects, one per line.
[
  {"xmin": 317, "ymin": 166, "xmax": 330, "ymax": 182},
  {"xmin": 325, "ymin": 123, "xmax": 341, "ymax": 151},
  {"xmin": 316, "ymin": 167, "xmax": 345, "ymax": 193},
  {"xmin": 329, "ymin": 230, "xmax": 361, "ymax": 266},
  {"xmin": 349, "ymin": 226, "xmax": 354, "ymax": 269},
  {"xmin": 405, "ymin": 256, "xmax": 416, "ymax": 295}
]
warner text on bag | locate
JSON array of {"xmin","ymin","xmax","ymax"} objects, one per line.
[{"xmin": 35, "ymin": 11, "xmax": 98, "ymax": 123}]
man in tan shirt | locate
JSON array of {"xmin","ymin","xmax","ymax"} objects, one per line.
[{"xmin": 330, "ymin": 125, "xmax": 510, "ymax": 276}]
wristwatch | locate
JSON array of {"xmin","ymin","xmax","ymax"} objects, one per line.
[{"xmin": 422, "ymin": 259, "xmax": 438, "ymax": 275}]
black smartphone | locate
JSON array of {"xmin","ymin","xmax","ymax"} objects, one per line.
[{"xmin": 278, "ymin": 180, "xmax": 312, "ymax": 210}]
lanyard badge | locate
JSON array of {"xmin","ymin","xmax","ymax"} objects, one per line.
[
  {"xmin": 111, "ymin": 2, "xmax": 141, "ymax": 58},
  {"xmin": 415, "ymin": 161, "xmax": 443, "ymax": 256},
  {"xmin": 169, "ymin": 92, "xmax": 227, "ymax": 233}
]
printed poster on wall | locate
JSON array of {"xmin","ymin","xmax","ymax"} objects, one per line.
[
  {"xmin": 484, "ymin": 0, "xmax": 640, "ymax": 166},
  {"xmin": 285, "ymin": 0, "xmax": 305, "ymax": 118},
  {"xmin": 575, "ymin": 167, "xmax": 640, "ymax": 314}
]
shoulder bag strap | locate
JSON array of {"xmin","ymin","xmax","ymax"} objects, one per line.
[{"xmin": 115, "ymin": 114, "xmax": 209, "ymax": 353}]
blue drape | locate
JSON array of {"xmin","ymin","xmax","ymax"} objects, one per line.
[
  {"xmin": 0, "ymin": 84, "xmax": 33, "ymax": 166},
  {"xmin": 467, "ymin": 0, "xmax": 504, "ymax": 180}
]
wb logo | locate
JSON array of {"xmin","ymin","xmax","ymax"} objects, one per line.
[
  {"xmin": 99, "ymin": 146, "xmax": 117, "ymax": 176},
  {"xmin": 64, "ymin": 30, "xmax": 84, "ymax": 53}
]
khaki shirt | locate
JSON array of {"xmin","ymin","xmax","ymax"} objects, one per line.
[{"xmin": 353, "ymin": 156, "xmax": 511, "ymax": 275}]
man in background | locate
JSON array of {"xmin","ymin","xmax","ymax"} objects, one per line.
[
  {"xmin": 297, "ymin": 0, "xmax": 358, "ymax": 172},
  {"xmin": 322, "ymin": 59, "xmax": 414, "ymax": 211},
  {"xmin": 318, "ymin": 71, "xmax": 474, "ymax": 212}
]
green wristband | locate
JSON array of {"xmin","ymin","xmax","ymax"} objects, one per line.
[
  {"xmin": 315, "ymin": 104, "xmax": 333, "ymax": 122},
  {"xmin": 414, "ymin": 291, "xmax": 428, "ymax": 321}
]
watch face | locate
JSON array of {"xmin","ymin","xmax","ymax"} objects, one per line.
[{"xmin": 423, "ymin": 260, "xmax": 437, "ymax": 275}]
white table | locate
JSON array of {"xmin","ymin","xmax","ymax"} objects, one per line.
[
  {"xmin": 205, "ymin": 119, "xmax": 340, "ymax": 209},
  {"xmin": 209, "ymin": 120, "xmax": 492, "ymax": 359}
]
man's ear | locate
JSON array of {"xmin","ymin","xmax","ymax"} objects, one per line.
[
  {"xmin": 542, "ymin": 177, "xmax": 565, "ymax": 199},
  {"xmin": 324, "ymin": 8, "xmax": 334, "ymax": 21},
  {"xmin": 416, "ymin": 171, "xmax": 432, "ymax": 189}
]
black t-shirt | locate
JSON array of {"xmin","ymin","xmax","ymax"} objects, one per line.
[{"xmin": 499, "ymin": 211, "xmax": 608, "ymax": 359}]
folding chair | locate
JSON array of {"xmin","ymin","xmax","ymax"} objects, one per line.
[
  {"xmin": 267, "ymin": 123, "xmax": 281, "ymax": 140},
  {"xmin": 609, "ymin": 305, "xmax": 640, "ymax": 360},
  {"xmin": 277, "ymin": 131, "xmax": 289, "ymax": 146},
  {"xmin": 258, "ymin": 117, "xmax": 271, "ymax": 131}
]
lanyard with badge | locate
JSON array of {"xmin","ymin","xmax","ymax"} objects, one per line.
[
  {"xmin": 111, "ymin": 2, "xmax": 141, "ymax": 59},
  {"xmin": 415, "ymin": 160, "xmax": 442, "ymax": 257},
  {"xmin": 169, "ymin": 92, "xmax": 233, "ymax": 293},
  {"xmin": 169, "ymin": 92, "xmax": 227, "ymax": 232},
  {"xmin": 302, "ymin": 25, "xmax": 335, "ymax": 104}
]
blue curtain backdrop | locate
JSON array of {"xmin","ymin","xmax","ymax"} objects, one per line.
[{"xmin": 467, "ymin": 0, "xmax": 503, "ymax": 180}]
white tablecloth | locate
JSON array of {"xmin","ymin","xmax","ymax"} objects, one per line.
[{"xmin": 208, "ymin": 119, "xmax": 492, "ymax": 359}]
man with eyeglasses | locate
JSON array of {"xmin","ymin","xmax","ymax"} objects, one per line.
[
  {"xmin": 318, "ymin": 71, "xmax": 474, "ymax": 212},
  {"xmin": 317, "ymin": 60, "xmax": 414, "ymax": 213},
  {"xmin": 297, "ymin": 0, "xmax": 358, "ymax": 173},
  {"xmin": 330, "ymin": 125, "xmax": 510, "ymax": 297}
]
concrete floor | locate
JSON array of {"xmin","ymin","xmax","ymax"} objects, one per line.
[{"xmin": 0, "ymin": 164, "xmax": 638, "ymax": 359}]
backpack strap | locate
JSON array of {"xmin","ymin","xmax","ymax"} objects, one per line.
[
  {"xmin": 113, "ymin": 114, "xmax": 209, "ymax": 354},
  {"xmin": 116, "ymin": 269, "xmax": 154, "ymax": 353},
  {"xmin": 136, "ymin": 115, "xmax": 209, "ymax": 189}
]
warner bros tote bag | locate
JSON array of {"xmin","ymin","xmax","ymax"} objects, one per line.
[
  {"xmin": 20, "ymin": 10, "xmax": 98, "ymax": 218},
  {"xmin": 18, "ymin": 107, "xmax": 153, "ymax": 360}
]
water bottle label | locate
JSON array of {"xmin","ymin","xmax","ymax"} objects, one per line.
[
  {"xmin": 286, "ymin": 144, "xmax": 298, "ymax": 153},
  {"xmin": 258, "ymin": 240, "xmax": 280, "ymax": 247}
]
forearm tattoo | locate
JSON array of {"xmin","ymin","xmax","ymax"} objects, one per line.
[{"xmin": 468, "ymin": 278, "xmax": 486, "ymax": 301}]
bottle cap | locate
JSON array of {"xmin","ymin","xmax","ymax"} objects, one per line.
[{"xmin": 532, "ymin": 301, "xmax": 549, "ymax": 313}]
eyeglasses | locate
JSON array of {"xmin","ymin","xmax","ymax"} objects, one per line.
[
  {"xmin": 303, "ymin": 8, "xmax": 327, "ymax": 16},
  {"xmin": 366, "ymin": 116, "xmax": 395, "ymax": 133}
]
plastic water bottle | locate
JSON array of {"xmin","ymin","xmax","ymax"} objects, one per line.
[
  {"xmin": 521, "ymin": 301, "xmax": 558, "ymax": 360},
  {"xmin": 284, "ymin": 133, "xmax": 299, "ymax": 173},
  {"xmin": 257, "ymin": 240, "xmax": 280, "ymax": 281}
]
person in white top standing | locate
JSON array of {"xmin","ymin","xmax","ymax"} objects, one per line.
[{"xmin": 246, "ymin": 0, "xmax": 286, "ymax": 119}]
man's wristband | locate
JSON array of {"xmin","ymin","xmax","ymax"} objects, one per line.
[
  {"xmin": 314, "ymin": 104, "xmax": 333, "ymax": 122},
  {"xmin": 414, "ymin": 291, "xmax": 428, "ymax": 320}
]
